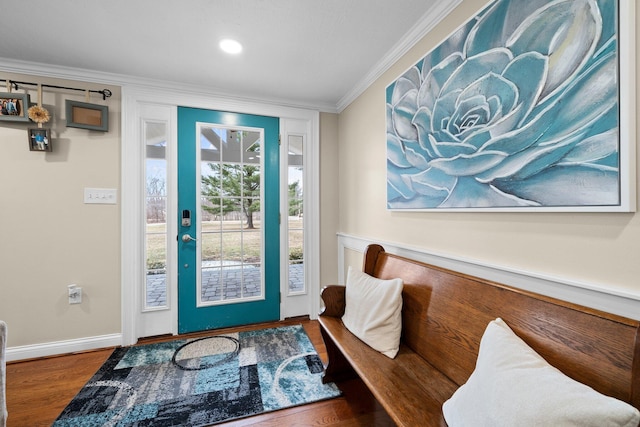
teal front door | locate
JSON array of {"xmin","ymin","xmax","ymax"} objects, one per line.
[{"xmin": 177, "ymin": 107, "xmax": 280, "ymax": 333}]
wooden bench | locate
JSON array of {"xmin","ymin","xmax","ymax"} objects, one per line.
[{"xmin": 318, "ymin": 244, "xmax": 640, "ymax": 427}]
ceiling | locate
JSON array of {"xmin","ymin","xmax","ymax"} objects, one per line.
[{"xmin": 0, "ymin": 0, "xmax": 457, "ymax": 112}]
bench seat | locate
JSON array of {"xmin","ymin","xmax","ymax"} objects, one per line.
[
  {"xmin": 318, "ymin": 244, "xmax": 640, "ymax": 427},
  {"xmin": 319, "ymin": 314, "xmax": 455, "ymax": 426}
]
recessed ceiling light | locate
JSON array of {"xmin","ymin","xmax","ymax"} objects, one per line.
[{"xmin": 220, "ymin": 39, "xmax": 243, "ymax": 54}]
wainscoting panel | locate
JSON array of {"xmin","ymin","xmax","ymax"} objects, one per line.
[{"xmin": 338, "ymin": 233, "xmax": 640, "ymax": 320}]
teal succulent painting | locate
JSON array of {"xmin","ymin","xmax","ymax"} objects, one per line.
[{"xmin": 387, "ymin": 0, "xmax": 623, "ymax": 209}]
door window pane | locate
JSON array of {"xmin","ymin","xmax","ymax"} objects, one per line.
[{"xmin": 198, "ymin": 125, "xmax": 264, "ymax": 305}]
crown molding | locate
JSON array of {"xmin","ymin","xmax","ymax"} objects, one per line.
[
  {"xmin": 336, "ymin": 0, "xmax": 462, "ymax": 113},
  {"xmin": 0, "ymin": 58, "xmax": 336, "ymax": 113}
]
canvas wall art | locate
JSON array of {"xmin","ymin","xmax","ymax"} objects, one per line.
[{"xmin": 386, "ymin": 0, "xmax": 635, "ymax": 211}]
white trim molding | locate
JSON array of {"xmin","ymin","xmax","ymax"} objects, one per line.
[
  {"xmin": 6, "ymin": 334, "xmax": 121, "ymax": 363},
  {"xmin": 338, "ymin": 233, "xmax": 640, "ymax": 320}
]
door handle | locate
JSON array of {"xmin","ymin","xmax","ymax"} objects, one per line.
[{"xmin": 182, "ymin": 234, "xmax": 197, "ymax": 243}]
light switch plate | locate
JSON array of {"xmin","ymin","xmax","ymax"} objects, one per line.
[{"xmin": 84, "ymin": 187, "xmax": 117, "ymax": 204}]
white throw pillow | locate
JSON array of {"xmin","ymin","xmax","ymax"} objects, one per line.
[
  {"xmin": 341, "ymin": 267, "xmax": 403, "ymax": 359},
  {"xmin": 443, "ymin": 318, "xmax": 640, "ymax": 427}
]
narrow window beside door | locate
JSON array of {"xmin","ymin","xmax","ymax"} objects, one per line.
[
  {"xmin": 145, "ymin": 121, "xmax": 168, "ymax": 309},
  {"xmin": 287, "ymin": 134, "xmax": 305, "ymax": 294}
]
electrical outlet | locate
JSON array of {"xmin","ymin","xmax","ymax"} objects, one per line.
[{"xmin": 68, "ymin": 284, "xmax": 82, "ymax": 304}]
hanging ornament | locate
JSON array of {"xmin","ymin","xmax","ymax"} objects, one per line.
[
  {"xmin": 27, "ymin": 84, "xmax": 50, "ymax": 127},
  {"xmin": 27, "ymin": 106, "xmax": 50, "ymax": 126}
]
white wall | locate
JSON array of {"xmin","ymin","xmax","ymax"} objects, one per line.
[
  {"xmin": 319, "ymin": 112, "xmax": 340, "ymax": 289},
  {"xmin": 0, "ymin": 73, "xmax": 122, "ymax": 348},
  {"xmin": 337, "ymin": 1, "xmax": 640, "ymax": 303}
]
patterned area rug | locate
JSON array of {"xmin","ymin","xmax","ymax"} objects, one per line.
[{"xmin": 53, "ymin": 325, "xmax": 341, "ymax": 426}]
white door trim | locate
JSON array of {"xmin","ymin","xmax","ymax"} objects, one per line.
[{"xmin": 122, "ymin": 85, "xmax": 320, "ymax": 346}]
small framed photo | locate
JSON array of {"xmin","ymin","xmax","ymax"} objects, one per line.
[
  {"xmin": 0, "ymin": 92, "xmax": 30, "ymax": 122},
  {"xmin": 28, "ymin": 128, "xmax": 52, "ymax": 152},
  {"xmin": 65, "ymin": 100, "xmax": 109, "ymax": 131}
]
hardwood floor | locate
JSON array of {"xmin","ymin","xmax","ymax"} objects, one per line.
[{"xmin": 6, "ymin": 319, "xmax": 395, "ymax": 426}]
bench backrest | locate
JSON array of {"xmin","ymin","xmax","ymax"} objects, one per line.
[{"xmin": 362, "ymin": 244, "xmax": 640, "ymax": 408}]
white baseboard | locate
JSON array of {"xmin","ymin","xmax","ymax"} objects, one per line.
[
  {"xmin": 338, "ymin": 233, "xmax": 640, "ymax": 321},
  {"xmin": 6, "ymin": 333, "xmax": 122, "ymax": 362}
]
